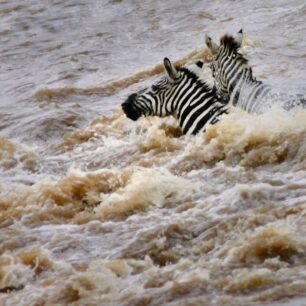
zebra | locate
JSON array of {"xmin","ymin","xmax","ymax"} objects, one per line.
[
  {"xmin": 205, "ymin": 30, "xmax": 306, "ymax": 113},
  {"xmin": 121, "ymin": 58, "xmax": 229, "ymax": 135}
]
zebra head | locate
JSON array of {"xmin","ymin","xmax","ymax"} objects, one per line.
[
  {"xmin": 122, "ymin": 58, "xmax": 229, "ymax": 135},
  {"xmin": 205, "ymin": 29, "xmax": 251, "ymax": 101},
  {"xmin": 122, "ymin": 58, "xmax": 183, "ymax": 121}
]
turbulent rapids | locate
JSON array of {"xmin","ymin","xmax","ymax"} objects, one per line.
[
  {"xmin": 1, "ymin": 1, "xmax": 306, "ymax": 306},
  {"xmin": 1, "ymin": 106, "xmax": 306, "ymax": 305}
]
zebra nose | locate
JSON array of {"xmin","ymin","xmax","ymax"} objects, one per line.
[
  {"xmin": 121, "ymin": 101, "xmax": 128, "ymax": 108},
  {"xmin": 121, "ymin": 93, "xmax": 141, "ymax": 121},
  {"xmin": 124, "ymin": 93, "xmax": 137, "ymax": 105},
  {"xmin": 122, "ymin": 93, "xmax": 137, "ymax": 110}
]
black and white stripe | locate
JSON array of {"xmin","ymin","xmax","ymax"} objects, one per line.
[
  {"xmin": 206, "ymin": 30, "xmax": 306, "ymax": 113},
  {"xmin": 122, "ymin": 58, "xmax": 228, "ymax": 135}
]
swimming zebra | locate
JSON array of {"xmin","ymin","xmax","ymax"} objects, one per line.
[
  {"xmin": 205, "ymin": 30, "xmax": 306, "ymax": 113},
  {"xmin": 121, "ymin": 58, "xmax": 229, "ymax": 135}
]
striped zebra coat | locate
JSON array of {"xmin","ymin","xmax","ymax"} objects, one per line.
[
  {"xmin": 122, "ymin": 58, "xmax": 229, "ymax": 135},
  {"xmin": 205, "ymin": 30, "xmax": 306, "ymax": 113}
]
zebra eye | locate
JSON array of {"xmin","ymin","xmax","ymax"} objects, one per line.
[
  {"xmin": 152, "ymin": 85, "xmax": 158, "ymax": 91},
  {"xmin": 195, "ymin": 60, "xmax": 204, "ymax": 68}
]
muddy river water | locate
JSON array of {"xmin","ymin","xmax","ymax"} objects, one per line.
[{"xmin": 1, "ymin": 1, "xmax": 306, "ymax": 305}]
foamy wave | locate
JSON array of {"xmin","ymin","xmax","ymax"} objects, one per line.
[
  {"xmin": 0, "ymin": 169, "xmax": 132, "ymax": 227},
  {"xmin": 2, "ymin": 104, "xmax": 306, "ymax": 305},
  {"xmin": 0, "ymin": 137, "xmax": 38, "ymax": 171},
  {"xmin": 95, "ymin": 168, "xmax": 198, "ymax": 219},
  {"xmin": 178, "ymin": 107, "xmax": 306, "ymax": 169}
]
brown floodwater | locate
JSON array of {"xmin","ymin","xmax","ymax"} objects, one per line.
[{"xmin": 1, "ymin": 1, "xmax": 306, "ymax": 305}]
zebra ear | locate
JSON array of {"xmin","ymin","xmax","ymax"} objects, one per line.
[
  {"xmin": 205, "ymin": 34, "xmax": 219, "ymax": 55},
  {"xmin": 234, "ymin": 29, "xmax": 243, "ymax": 48},
  {"xmin": 164, "ymin": 58, "xmax": 179, "ymax": 82}
]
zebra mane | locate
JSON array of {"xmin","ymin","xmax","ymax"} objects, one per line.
[
  {"xmin": 220, "ymin": 34, "xmax": 249, "ymax": 67},
  {"xmin": 220, "ymin": 34, "xmax": 240, "ymax": 52},
  {"xmin": 178, "ymin": 67, "xmax": 212, "ymax": 92}
]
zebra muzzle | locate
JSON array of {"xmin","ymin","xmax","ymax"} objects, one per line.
[{"xmin": 122, "ymin": 93, "xmax": 141, "ymax": 121}]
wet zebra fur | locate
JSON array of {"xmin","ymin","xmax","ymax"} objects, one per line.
[
  {"xmin": 205, "ymin": 30, "xmax": 306, "ymax": 113},
  {"xmin": 122, "ymin": 58, "xmax": 229, "ymax": 135}
]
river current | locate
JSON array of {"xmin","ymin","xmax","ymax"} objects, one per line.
[{"xmin": 1, "ymin": 1, "xmax": 306, "ymax": 305}]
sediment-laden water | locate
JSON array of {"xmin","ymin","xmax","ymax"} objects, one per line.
[{"xmin": 1, "ymin": 1, "xmax": 306, "ymax": 305}]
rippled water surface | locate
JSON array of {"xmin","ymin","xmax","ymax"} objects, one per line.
[{"xmin": 1, "ymin": 1, "xmax": 306, "ymax": 305}]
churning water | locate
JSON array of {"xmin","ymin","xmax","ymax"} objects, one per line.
[{"xmin": 1, "ymin": 1, "xmax": 306, "ymax": 305}]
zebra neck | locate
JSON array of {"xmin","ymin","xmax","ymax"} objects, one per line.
[
  {"xmin": 176, "ymin": 87, "xmax": 214, "ymax": 120},
  {"xmin": 169, "ymin": 77, "xmax": 211, "ymax": 120},
  {"xmin": 230, "ymin": 80, "xmax": 270, "ymax": 113},
  {"xmin": 176, "ymin": 89, "xmax": 223, "ymax": 135},
  {"xmin": 228, "ymin": 71, "xmax": 268, "ymax": 112}
]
